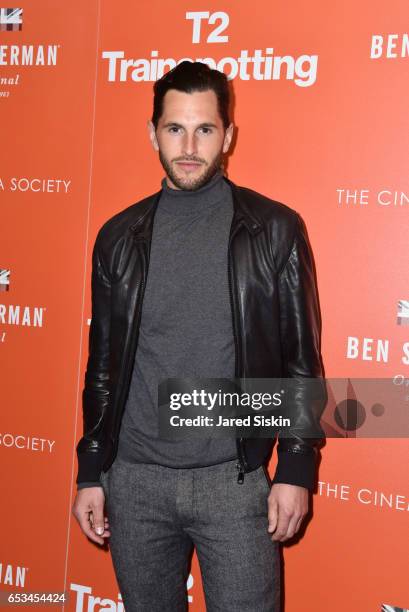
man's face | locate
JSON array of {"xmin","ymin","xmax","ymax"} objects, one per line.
[{"xmin": 148, "ymin": 88, "xmax": 233, "ymax": 191}]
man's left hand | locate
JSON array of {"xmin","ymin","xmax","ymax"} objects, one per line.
[{"xmin": 267, "ymin": 483, "xmax": 309, "ymax": 542}]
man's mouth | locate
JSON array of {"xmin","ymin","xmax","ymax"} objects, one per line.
[{"xmin": 175, "ymin": 161, "xmax": 203, "ymax": 172}]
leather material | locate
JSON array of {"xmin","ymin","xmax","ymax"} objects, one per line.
[{"xmin": 76, "ymin": 177, "xmax": 327, "ymax": 489}]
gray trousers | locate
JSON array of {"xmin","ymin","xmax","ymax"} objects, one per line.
[{"xmin": 100, "ymin": 456, "xmax": 280, "ymax": 612}]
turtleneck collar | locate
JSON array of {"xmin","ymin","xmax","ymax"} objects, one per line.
[{"xmin": 158, "ymin": 169, "xmax": 229, "ymax": 215}]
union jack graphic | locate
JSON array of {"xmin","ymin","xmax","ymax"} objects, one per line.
[
  {"xmin": 0, "ymin": 269, "xmax": 10, "ymax": 291},
  {"xmin": 397, "ymin": 300, "xmax": 409, "ymax": 326},
  {"xmin": 0, "ymin": 8, "xmax": 23, "ymax": 31}
]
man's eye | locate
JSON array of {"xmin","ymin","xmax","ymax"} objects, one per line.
[
  {"xmin": 168, "ymin": 127, "xmax": 181, "ymax": 133},
  {"xmin": 200, "ymin": 127, "xmax": 212, "ymax": 134}
]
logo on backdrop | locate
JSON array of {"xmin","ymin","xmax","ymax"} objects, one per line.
[
  {"xmin": 0, "ymin": 8, "xmax": 60, "ymax": 98},
  {"xmin": 0, "ymin": 303, "xmax": 45, "ymax": 327},
  {"xmin": 381, "ymin": 605, "xmax": 409, "ymax": 612},
  {"xmin": 0, "ymin": 8, "xmax": 22, "ymax": 31},
  {"xmin": 70, "ymin": 576, "xmax": 194, "ymax": 611},
  {"xmin": 318, "ymin": 481, "xmax": 409, "ymax": 513},
  {"xmin": 0, "ymin": 270, "xmax": 46, "ymax": 343},
  {"xmin": 0, "ymin": 177, "xmax": 72, "ymax": 193},
  {"xmin": 0, "ymin": 432, "xmax": 55, "ymax": 453},
  {"xmin": 370, "ymin": 33, "xmax": 409, "ymax": 59},
  {"xmin": 102, "ymin": 10, "xmax": 318, "ymax": 87},
  {"xmin": 336, "ymin": 188, "xmax": 409, "ymax": 208},
  {"xmin": 397, "ymin": 301, "xmax": 409, "ymax": 326},
  {"xmin": 0, "ymin": 563, "xmax": 28, "ymax": 587},
  {"xmin": 345, "ymin": 301, "xmax": 409, "ymax": 366},
  {"xmin": 346, "ymin": 336, "xmax": 409, "ymax": 365},
  {"xmin": 0, "ymin": 44, "xmax": 58, "ymax": 65},
  {"xmin": 0, "ymin": 269, "xmax": 10, "ymax": 292}
]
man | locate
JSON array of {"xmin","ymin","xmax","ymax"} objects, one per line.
[{"xmin": 72, "ymin": 61, "xmax": 326, "ymax": 611}]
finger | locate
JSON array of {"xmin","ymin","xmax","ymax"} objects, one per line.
[
  {"xmin": 281, "ymin": 512, "xmax": 302, "ymax": 541},
  {"xmin": 267, "ymin": 499, "xmax": 278, "ymax": 534},
  {"xmin": 88, "ymin": 512, "xmax": 111, "ymax": 540},
  {"xmin": 79, "ymin": 512, "xmax": 105, "ymax": 545},
  {"xmin": 270, "ymin": 507, "xmax": 291, "ymax": 542},
  {"xmin": 90, "ymin": 503, "xmax": 106, "ymax": 537},
  {"xmin": 91, "ymin": 511, "xmax": 110, "ymax": 538},
  {"xmin": 294, "ymin": 515, "xmax": 304, "ymax": 534}
]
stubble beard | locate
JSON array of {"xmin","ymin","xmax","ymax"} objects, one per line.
[{"xmin": 159, "ymin": 149, "xmax": 224, "ymax": 191}]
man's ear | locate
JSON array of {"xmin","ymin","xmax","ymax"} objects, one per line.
[
  {"xmin": 147, "ymin": 120, "xmax": 159, "ymax": 152},
  {"xmin": 222, "ymin": 122, "xmax": 234, "ymax": 154}
]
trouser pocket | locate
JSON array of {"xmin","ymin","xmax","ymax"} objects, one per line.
[{"xmin": 261, "ymin": 464, "xmax": 272, "ymax": 490}]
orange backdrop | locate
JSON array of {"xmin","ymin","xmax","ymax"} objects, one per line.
[{"xmin": 1, "ymin": 1, "xmax": 408, "ymax": 610}]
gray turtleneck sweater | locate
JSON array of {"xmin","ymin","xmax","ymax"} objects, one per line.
[
  {"xmin": 112, "ymin": 170, "xmax": 238, "ymax": 469},
  {"xmin": 77, "ymin": 171, "xmax": 238, "ymax": 488}
]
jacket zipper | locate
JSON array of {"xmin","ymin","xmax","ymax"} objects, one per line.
[
  {"xmin": 236, "ymin": 461, "xmax": 245, "ymax": 484},
  {"xmin": 227, "ymin": 220, "xmax": 248, "ymax": 484}
]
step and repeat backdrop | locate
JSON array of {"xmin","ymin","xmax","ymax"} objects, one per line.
[{"xmin": 1, "ymin": 1, "xmax": 408, "ymax": 610}]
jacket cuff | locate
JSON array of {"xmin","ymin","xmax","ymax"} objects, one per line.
[
  {"xmin": 76, "ymin": 451, "xmax": 104, "ymax": 485},
  {"xmin": 271, "ymin": 449, "xmax": 317, "ymax": 491},
  {"xmin": 77, "ymin": 481, "xmax": 103, "ymax": 490}
]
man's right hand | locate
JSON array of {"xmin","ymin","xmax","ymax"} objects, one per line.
[{"xmin": 72, "ymin": 487, "xmax": 111, "ymax": 546}]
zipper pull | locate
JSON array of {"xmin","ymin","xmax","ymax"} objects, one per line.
[{"xmin": 236, "ymin": 462, "xmax": 245, "ymax": 484}]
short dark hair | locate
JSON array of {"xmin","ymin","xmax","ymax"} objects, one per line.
[{"xmin": 151, "ymin": 61, "xmax": 231, "ymax": 129}]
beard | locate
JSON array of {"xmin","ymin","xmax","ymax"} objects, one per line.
[{"xmin": 158, "ymin": 149, "xmax": 224, "ymax": 191}]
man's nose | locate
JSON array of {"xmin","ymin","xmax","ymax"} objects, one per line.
[{"xmin": 182, "ymin": 132, "xmax": 198, "ymax": 156}]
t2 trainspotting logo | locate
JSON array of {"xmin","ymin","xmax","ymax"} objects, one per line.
[{"xmin": 0, "ymin": 8, "xmax": 22, "ymax": 31}]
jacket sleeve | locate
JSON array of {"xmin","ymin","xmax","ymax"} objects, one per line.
[
  {"xmin": 271, "ymin": 212, "xmax": 327, "ymax": 491},
  {"xmin": 75, "ymin": 231, "xmax": 112, "ymax": 485}
]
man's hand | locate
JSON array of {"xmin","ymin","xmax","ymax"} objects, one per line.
[
  {"xmin": 72, "ymin": 487, "xmax": 111, "ymax": 546},
  {"xmin": 267, "ymin": 483, "xmax": 309, "ymax": 542}
]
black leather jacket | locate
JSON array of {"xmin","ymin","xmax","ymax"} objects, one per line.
[{"xmin": 76, "ymin": 177, "xmax": 326, "ymax": 491}]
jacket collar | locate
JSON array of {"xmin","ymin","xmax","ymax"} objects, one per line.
[{"xmin": 130, "ymin": 176, "xmax": 263, "ymax": 239}]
